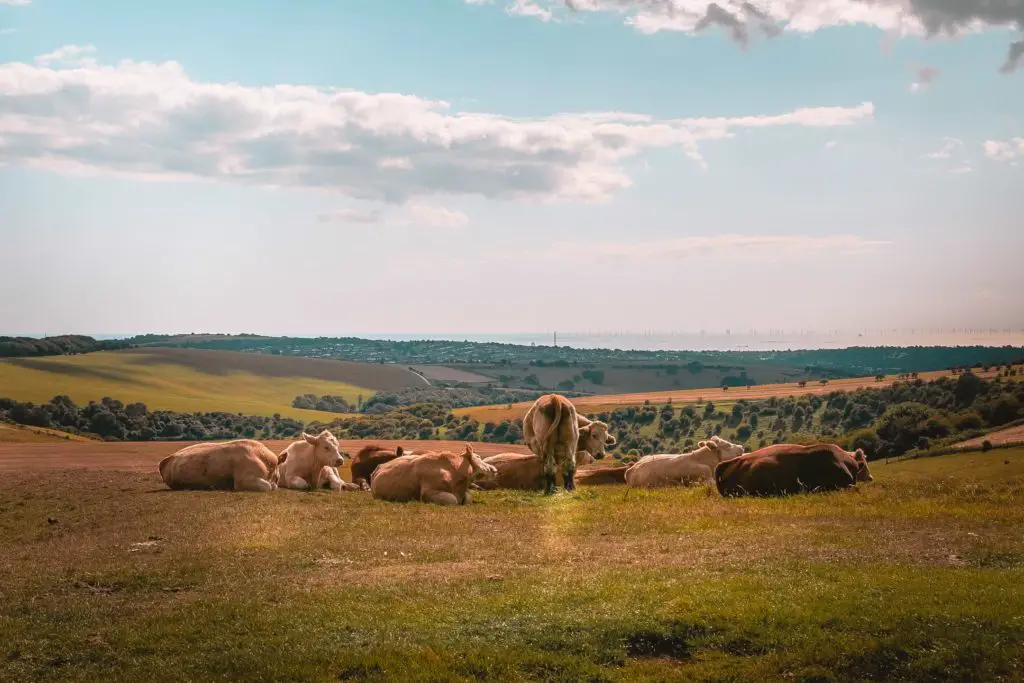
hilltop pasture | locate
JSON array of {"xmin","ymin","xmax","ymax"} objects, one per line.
[
  {"xmin": 0, "ymin": 442, "xmax": 1022, "ymax": 682},
  {"xmin": 0, "ymin": 348, "xmax": 424, "ymax": 421}
]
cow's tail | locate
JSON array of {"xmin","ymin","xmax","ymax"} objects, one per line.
[{"xmin": 537, "ymin": 395, "xmax": 564, "ymax": 462}]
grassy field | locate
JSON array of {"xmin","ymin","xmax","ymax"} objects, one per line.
[
  {"xmin": 1, "ymin": 444, "xmax": 1022, "ymax": 682},
  {"xmin": 0, "ymin": 348, "xmax": 425, "ymax": 421},
  {"xmin": 457, "ymin": 368, "xmax": 1005, "ymax": 423}
]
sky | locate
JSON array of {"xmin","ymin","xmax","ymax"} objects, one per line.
[{"xmin": 0, "ymin": 0, "xmax": 1022, "ymax": 338}]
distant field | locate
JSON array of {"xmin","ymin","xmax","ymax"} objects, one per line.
[
  {"xmin": 0, "ymin": 424, "xmax": 93, "ymax": 444},
  {"xmin": 0, "ymin": 348, "xmax": 422, "ymax": 421},
  {"xmin": 409, "ymin": 365, "xmax": 493, "ymax": 384},
  {"xmin": 954, "ymin": 424, "xmax": 1024, "ymax": 450},
  {"xmin": 0, "ymin": 443, "xmax": 1021, "ymax": 681},
  {"xmin": 457, "ymin": 369, "xmax": 1002, "ymax": 422}
]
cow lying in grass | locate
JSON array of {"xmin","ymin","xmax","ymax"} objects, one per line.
[
  {"xmin": 158, "ymin": 439, "xmax": 280, "ymax": 492},
  {"xmin": 475, "ymin": 450, "xmax": 596, "ymax": 491},
  {"xmin": 370, "ymin": 445, "xmax": 498, "ymax": 505},
  {"xmin": 714, "ymin": 443, "xmax": 873, "ymax": 497},
  {"xmin": 350, "ymin": 444, "xmax": 410, "ymax": 490},
  {"xmin": 277, "ymin": 430, "xmax": 360, "ymax": 492},
  {"xmin": 576, "ymin": 415, "xmax": 618, "ymax": 461},
  {"xmin": 625, "ymin": 436, "xmax": 745, "ymax": 488},
  {"xmin": 574, "ymin": 465, "xmax": 631, "ymax": 486}
]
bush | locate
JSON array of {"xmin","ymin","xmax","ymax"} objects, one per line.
[{"xmin": 982, "ymin": 439, "xmax": 993, "ymax": 452}]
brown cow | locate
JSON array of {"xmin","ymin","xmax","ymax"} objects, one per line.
[
  {"xmin": 714, "ymin": 443, "xmax": 873, "ymax": 497},
  {"xmin": 158, "ymin": 439, "xmax": 280, "ymax": 492},
  {"xmin": 370, "ymin": 445, "xmax": 498, "ymax": 505},
  {"xmin": 574, "ymin": 465, "xmax": 631, "ymax": 486},
  {"xmin": 523, "ymin": 393, "xmax": 580, "ymax": 495},
  {"xmin": 350, "ymin": 444, "xmax": 410, "ymax": 489},
  {"xmin": 476, "ymin": 450, "xmax": 596, "ymax": 491}
]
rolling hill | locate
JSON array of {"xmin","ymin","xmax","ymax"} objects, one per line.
[{"xmin": 0, "ymin": 347, "xmax": 425, "ymax": 421}]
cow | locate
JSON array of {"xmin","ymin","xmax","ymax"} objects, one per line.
[
  {"xmin": 277, "ymin": 430, "xmax": 359, "ymax": 492},
  {"xmin": 714, "ymin": 443, "xmax": 873, "ymax": 498},
  {"xmin": 523, "ymin": 393, "xmax": 580, "ymax": 495},
  {"xmin": 574, "ymin": 464, "xmax": 631, "ymax": 486},
  {"xmin": 577, "ymin": 415, "xmax": 618, "ymax": 461},
  {"xmin": 158, "ymin": 439, "xmax": 280, "ymax": 492},
  {"xmin": 475, "ymin": 449, "xmax": 597, "ymax": 491},
  {"xmin": 625, "ymin": 436, "xmax": 745, "ymax": 489},
  {"xmin": 370, "ymin": 445, "xmax": 498, "ymax": 506},
  {"xmin": 350, "ymin": 444, "xmax": 410, "ymax": 489}
]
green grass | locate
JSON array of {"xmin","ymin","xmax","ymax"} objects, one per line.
[
  {"xmin": 2, "ymin": 448, "xmax": 1023, "ymax": 682},
  {"xmin": 0, "ymin": 350, "xmax": 377, "ymax": 421}
]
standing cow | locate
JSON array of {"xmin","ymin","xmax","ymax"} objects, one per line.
[
  {"xmin": 277, "ymin": 430, "xmax": 359, "ymax": 492},
  {"xmin": 714, "ymin": 443, "xmax": 873, "ymax": 497},
  {"xmin": 158, "ymin": 439, "xmax": 280, "ymax": 492},
  {"xmin": 523, "ymin": 393, "xmax": 580, "ymax": 495}
]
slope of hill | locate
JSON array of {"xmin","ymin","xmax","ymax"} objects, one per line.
[
  {"xmin": 0, "ymin": 424, "xmax": 94, "ymax": 444},
  {"xmin": 0, "ymin": 348, "xmax": 423, "ymax": 421}
]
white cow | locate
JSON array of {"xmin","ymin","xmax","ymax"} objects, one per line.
[
  {"xmin": 277, "ymin": 430, "xmax": 359, "ymax": 492},
  {"xmin": 625, "ymin": 435, "xmax": 746, "ymax": 488}
]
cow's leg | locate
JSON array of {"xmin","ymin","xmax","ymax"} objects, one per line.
[
  {"xmin": 320, "ymin": 466, "xmax": 347, "ymax": 492},
  {"xmin": 563, "ymin": 452, "xmax": 577, "ymax": 493},
  {"xmin": 283, "ymin": 475, "xmax": 311, "ymax": 490},
  {"xmin": 422, "ymin": 490, "xmax": 460, "ymax": 506},
  {"xmin": 235, "ymin": 477, "xmax": 274, "ymax": 492},
  {"xmin": 542, "ymin": 451, "xmax": 558, "ymax": 496}
]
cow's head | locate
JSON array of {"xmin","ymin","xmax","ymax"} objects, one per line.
[
  {"xmin": 578, "ymin": 420, "xmax": 617, "ymax": 460},
  {"xmin": 851, "ymin": 448, "xmax": 873, "ymax": 483},
  {"xmin": 701, "ymin": 435, "xmax": 745, "ymax": 462},
  {"xmin": 462, "ymin": 444, "xmax": 497, "ymax": 480},
  {"xmin": 303, "ymin": 430, "xmax": 345, "ymax": 468}
]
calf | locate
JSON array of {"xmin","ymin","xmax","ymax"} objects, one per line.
[
  {"xmin": 625, "ymin": 436, "xmax": 745, "ymax": 488},
  {"xmin": 714, "ymin": 443, "xmax": 873, "ymax": 497},
  {"xmin": 277, "ymin": 430, "xmax": 359, "ymax": 491},
  {"xmin": 371, "ymin": 445, "xmax": 498, "ymax": 506},
  {"xmin": 158, "ymin": 439, "xmax": 280, "ymax": 492}
]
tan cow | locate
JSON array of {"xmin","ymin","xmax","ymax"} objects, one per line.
[
  {"xmin": 576, "ymin": 415, "xmax": 618, "ymax": 460},
  {"xmin": 158, "ymin": 439, "xmax": 280, "ymax": 492},
  {"xmin": 277, "ymin": 430, "xmax": 359, "ymax": 492},
  {"xmin": 625, "ymin": 436, "xmax": 746, "ymax": 488},
  {"xmin": 476, "ymin": 450, "xmax": 596, "ymax": 491},
  {"xmin": 370, "ymin": 444, "xmax": 498, "ymax": 505},
  {"xmin": 523, "ymin": 393, "xmax": 580, "ymax": 495}
]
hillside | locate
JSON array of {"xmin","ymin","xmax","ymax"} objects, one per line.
[{"xmin": 0, "ymin": 348, "xmax": 423, "ymax": 421}]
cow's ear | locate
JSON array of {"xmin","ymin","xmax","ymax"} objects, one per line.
[
  {"xmin": 697, "ymin": 440, "xmax": 708, "ymax": 449},
  {"xmin": 463, "ymin": 444, "xmax": 474, "ymax": 458},
  {"xmin": 606, "ymin": 434, "xmax": 617, "ymax": 445},
  {"xmin": 396, "ymin": 446, "xmax": 404, "ymax": 457},
  {"xmin": 303, "ymin": 432, "xmax": 318, "ymax": 446},
  {"xmin": 854, "ymin": 448, "xmax": 867, "ymax": 462}
]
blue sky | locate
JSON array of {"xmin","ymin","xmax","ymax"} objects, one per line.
[{"xmin": 1, "ymin": 0, "xmax": 1021, "ymax": 337}]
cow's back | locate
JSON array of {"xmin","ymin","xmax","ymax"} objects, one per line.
[
  {"xmin": 715, "ymin": 445, "xmax": 856, "ymax": 497},
  {"xmin": 370, "ymin": 455, "xmax": 421, "ymax": 501},
  {"xmin": 575, "ymin": 465, "xmax": 630, "ymax": 486},
  {"xmin": 159, "ymin": 440, "xmax": 274, "ymax": 490},
  {"xmin": 482, "ymin": 453, "xmax": 544, "ymax": 490}
]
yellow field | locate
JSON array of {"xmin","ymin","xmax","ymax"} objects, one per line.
[
  {"xmin": 0, "ymin": 424, "xmax": 93, "ymax": 444},
  {"xmin": 0, "ymin": 350, "xmax": 375, "ymax": 421},
  {"xmin": 457, "ymin": 368, "xmax": 1007, "ymax": 422}
]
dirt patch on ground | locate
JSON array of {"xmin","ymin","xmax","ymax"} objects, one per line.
[{"xmin": 0, "ymin": 439, "xmax": 530, "ymax": 473}]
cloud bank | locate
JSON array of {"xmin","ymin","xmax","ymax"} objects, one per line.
[
  {"xmin": 471, "ymin": 1, "xmax": 1024, "ymax": 71},
  {"xmin": 0, "ymin": 47, "xmax": 874, "ymax": 204}
]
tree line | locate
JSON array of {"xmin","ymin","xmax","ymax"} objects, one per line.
[{"xmin": 0, "ymin": 335, "xmax": 131, "ymax": 358}]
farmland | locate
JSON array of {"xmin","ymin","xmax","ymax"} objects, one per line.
[
  {"xmin": 0, "ymin": 442, "xmax": 1022, "ymax": 682},
  {"xmin": 456, "ymin": 368, "xmax": 1001, "ymax": 423},
  {"xmin": 0, "ymin": 347, "xmax": 424, "ymax": 421}
]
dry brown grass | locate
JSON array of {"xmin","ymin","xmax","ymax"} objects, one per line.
[
  {"xmin": 0, "ymin": 424, "xmax": 93, "ymax": 444},
  {"xmin": 954, "ymin": 424, "xmax": 1024, "ymax": 449}
]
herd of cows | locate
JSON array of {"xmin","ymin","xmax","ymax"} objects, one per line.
[{"xmin": 157, "ymin": 393, "xmax": 874, "ymax": 502}]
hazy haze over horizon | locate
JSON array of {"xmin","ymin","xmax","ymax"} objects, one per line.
[{"xmin": 1, "ymin": 0, "xmax": 1021, "ymax": 336}]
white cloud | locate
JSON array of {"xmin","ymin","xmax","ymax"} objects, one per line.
[
  {"xmin": 983, "ymin": 138, "xmax": 1024, "ymax": 161},
  {"xmin": 476, "ymin": 1, "xmax": 1024, "ymax": 71},
  {"xmin": 948, "ymin": 165, "xmax": 974, "ymax": 174},
  {"xmin": 0, "ymin": 47, "xmax": 874, "ymax": 204},
  {"xmin": 0, "ymin": 0, "xmax": 31, "ymax": 6},
  {"xmin": 0, "ymin": 28, "xmax": 17, "ymax": 36},
  {"xmin": 537, "ymin": 233, "xmax": 891, "ymax": 263},
  {"xmin": 318, "ymin": 202, "xmax": 469, "ymax": 229},
  {"xmin": 909, "ymin": 64, "xmax": 940, "ymax": 93},
  {"xmin": 35, "ymin": 44, "xmax": 97, "ymax": 67},
  {"xmin": 924, "ymin": 137, "xmax": 962, "ymax": 159},
  {"xmin": 401, "ymin": 202, "xmax": 470, "ymax": 229},
  {"xmin": 824, "ymin": 140, "xmax": 837, "ymax": 150},
  {"xmin": 508, "ymin": 0, "xmax": 554, "ymax": 21}
]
